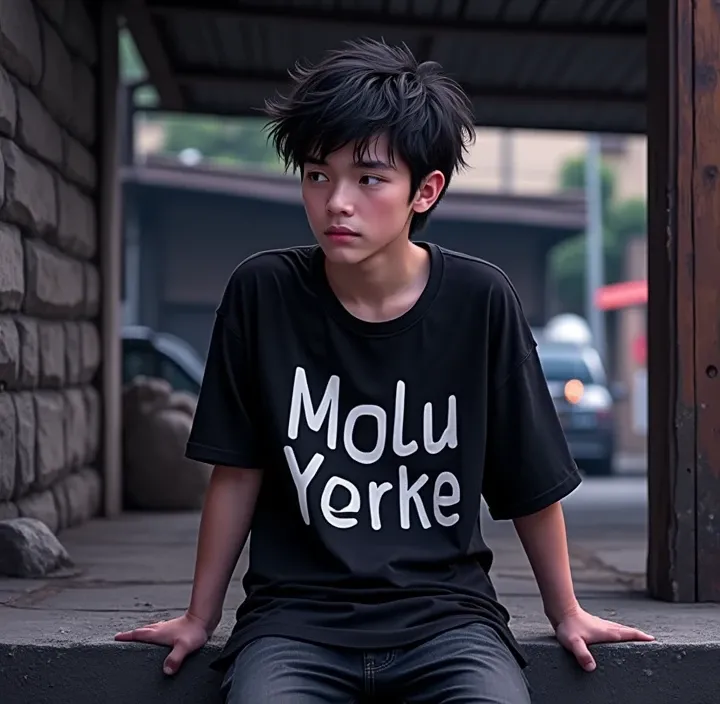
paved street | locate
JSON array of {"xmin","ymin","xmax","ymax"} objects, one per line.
[{"xmin": 484, "ymin": 472, "xmax": 647, "ymax": 541}]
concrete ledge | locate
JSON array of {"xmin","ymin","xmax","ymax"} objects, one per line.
[{"xmin": 1, "ymin": 638, "xmax": 719, "ymax": 704}]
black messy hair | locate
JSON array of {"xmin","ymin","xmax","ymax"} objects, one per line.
[{"xmin": 264, "ymin": 38, "xmax": 475, "ymax": 235}]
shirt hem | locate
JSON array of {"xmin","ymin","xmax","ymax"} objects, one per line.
[
  {"xmin": 488, "ymin": 468, "xmax": 582, "ymax": 520},
  {"xmin": 185, "ymin": 441, "xmax": 261, "ymax": 469}
]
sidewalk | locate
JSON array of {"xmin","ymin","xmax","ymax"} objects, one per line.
[{"xmin": 1, "ymin": 510, "xmax": 719, "ymax": 704}]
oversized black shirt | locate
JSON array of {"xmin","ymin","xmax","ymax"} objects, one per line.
[{"xmin": 185, "ymin": 242, "xmax": 582, "ymax": 670}]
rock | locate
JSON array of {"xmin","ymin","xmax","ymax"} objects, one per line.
[{"xmin": 0, "ymin": 517, "xmax": 72, "ymax": 577}]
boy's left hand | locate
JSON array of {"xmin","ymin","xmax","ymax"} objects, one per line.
[{"xmin": 554, "ymin": 606, "xmax": 655, "ymax": 672}]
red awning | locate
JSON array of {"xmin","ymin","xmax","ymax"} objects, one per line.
[{"xmin": 594, "ymin": 279, "xmax": 648, "ymax": 310}]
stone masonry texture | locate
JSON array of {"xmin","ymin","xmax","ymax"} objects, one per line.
[{"xmin": 0, "ymin": 0, "xmax": 102, "ymax": 532}]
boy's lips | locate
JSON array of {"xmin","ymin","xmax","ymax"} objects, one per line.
[{"xmin": 325, "ymin": 226, "xmax": 359, "ymax": 236}]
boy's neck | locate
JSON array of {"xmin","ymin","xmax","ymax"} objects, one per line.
[{"xmin": 324, "ymin": 238, "xmax": 430, "ymax": 323}]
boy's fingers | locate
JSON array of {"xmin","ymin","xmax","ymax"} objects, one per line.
[
  {"xmin": 115, "ymin": 626, "xmax": 165, "ymax": 644},
  {"xmin": 163, "ymin": 640, "xmax": 191, "ymax": 675},
  {"xmin": 568, "ymin": 636, "xmax": 596, "ymax": 672}
]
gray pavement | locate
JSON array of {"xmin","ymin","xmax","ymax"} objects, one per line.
[{"xmin": 2, "ymin": 476, "xmax": 720, "ymax": 703}]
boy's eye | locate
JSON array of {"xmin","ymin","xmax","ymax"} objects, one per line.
[
  {"xmin": 307, "ymin": 171, "xmax": 328, "ymax": 182},
  {"xmin": 360, "ymin": 175, "xmax": 382, "ymax": 186}
]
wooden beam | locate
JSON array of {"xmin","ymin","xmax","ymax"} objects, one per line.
[
  {"xmin": 147, "ymin": 0, "xmax": 645, "ymax": 40},
  {"xmin": 174, "ymin": 68, "xmax": 646, "ymax": 106},
  {"xmin": 647, "ymin": 0, "xmax": 720, "ymax": 602},
  {"xmin": 123, "ymin": 0, "xmax": 184, "ymax": 111}
]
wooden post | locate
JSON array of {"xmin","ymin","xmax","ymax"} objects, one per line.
[
  {"xmin": 98, "ymin": 2, "xmax": 124, "ymax": 517},
  {"xmin": 647, "ymin": 0, "xmax": 720, "ymax": 602}
]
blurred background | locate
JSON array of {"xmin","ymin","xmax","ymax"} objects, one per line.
[{"xmin": 117, "ymin": 26, "xmax": 648, "ymax": 483}]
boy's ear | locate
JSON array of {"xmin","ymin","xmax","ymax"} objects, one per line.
[{"xmin": 412, "ymin": 171, "xmax": 446, "ymax": 214}]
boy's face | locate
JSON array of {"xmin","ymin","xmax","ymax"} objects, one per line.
[{"xmin": 301, "ymin": 135, "xmax": 444, "ymax": 265}]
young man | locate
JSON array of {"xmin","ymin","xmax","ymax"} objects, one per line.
[{"xmin": 115, "ymin": 38, "xmax": 653, "ymax": 703}]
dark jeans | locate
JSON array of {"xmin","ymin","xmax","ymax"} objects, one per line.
[{"xmin": 221, "ymin": 622, "xmax": 532, "ymax": 704}]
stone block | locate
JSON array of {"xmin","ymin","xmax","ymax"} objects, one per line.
[
  {"xmin": 34, "ymin": 391, "xmax": 65, "ymax": 489},
  {"xmin": 12, "ymin": 391, "xmax": 35, "ymax": 498},
  {"xmin": 0, "ymin": 0, "xmax": 42, "ymax": 85},
  {"xmin": 84, "ymin": 262, "xmax": 99, "ymax": 317},
  {"xmin": 63, "ymin": 388, "xmax": 86, "ymax": 470},
  {"xmin": 57, "ymin": 467, "xmax": 101, "ymax": 528},
  {"xmin": 79, "ymin": 321, "xmax": 100, "ymax": 383},
  {"xmin": 84, "ymin": 385, "xmax": 100, "ymax": 462},
  {"xmin": 70, "ymin": 58, "xmax": 96, "ymax": 146},
  {"xmin": 0, "ymin": 317, "xmax": 19, "ymax": 389},
  {"xmin": 23, "ymin": 239, "xmax": 84, "ymax": 318},
  {"xmin": 15, "ymin": 494, "xmax": 60, "ymax": 535},
  {"xmin": 63, "ymin": 132, "xmax": 96, "ymax": 190},
  {"xmin": 38, "ymin": 321, "xmax": 65, "ymax": 388},
  {"xmin": 56, "ymin": 177, "xmax": 96, "ymax": 258},
  {"xmin": 0, "ymin": 223, "xmax": 24, "ymax": 311},
  {"xmin": 15, "ymin": 81, "xmax": 63, "ymax": 166},
  {"xmin": 64, "ymin": 321, "xmax": 81, "ymax": 385},
  {"xmin": 62, "ymin": 0, "xmax": 97, "ymax": 66},
  {"xmin": 0, "ymin": 64, "xmax": 17, "ymax": 138},
  {"xmin": 0, "ymin": 502, "xmax": 18, "ymax": 520},
  {"xmin": 14, "ymin": 317, "xmax": 39, "ymax": 388},
  {"xmin": 0, "ymin": 139, "xmax": 57, "ymax": 236},
  {"xmin": 37, "ymin": 17, "xmax": 73, "ymax": 128},
  {"xmin": 35, "ymin": 0, "xmax": 66, "ymax": 28},
  {"xmin": 0, "ymin": 393, "xmax": 16, "ymax": 500},
  {"xmin": 51, "ymin": 474, "xmax": 69, "ymax": 529}
]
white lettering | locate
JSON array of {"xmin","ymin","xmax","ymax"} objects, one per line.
[
  {"xmin": 343, "ymin": 404, "xmax": 387, "ymax": 465},
  {"xmin": 287, "ymin": 367, "xmax": 339, "ymax": 449},
  {"xmin": 393, "ymin": 381, "xmax": 419, "ymax": 457},
  {"xmin": 284, "ymin": 446, "xmax": 324, "ymax": 525},
  {"xmin": 368, "ymin": 480, "xmax": 392, "ymax": 531},
  {"xmin": 423, "ymin": 396, "xmax": 458, "ymax": 454},
  {"xmin": 433, "ymin": 471, "xmax": 460, "ymax": 527},
  {"xmin": 320, "ymin": 477, "xmax": 361, "ymax": 529},
  {"xmin": 398, "ymin": 465, "xmax": 431, "ymax": 530}
]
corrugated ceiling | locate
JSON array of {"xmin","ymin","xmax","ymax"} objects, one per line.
[{"xmin": 126, "ymin": 0, "xmax": 646, "ymax": 133}]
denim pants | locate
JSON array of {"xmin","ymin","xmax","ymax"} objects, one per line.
[{"xmin": 221, "ymin": 622, "xmax": 532, "ymax": 704}]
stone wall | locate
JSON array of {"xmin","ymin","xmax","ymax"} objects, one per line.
[{"xmin": 0, "ymin": 0, "xmax": 102, "ymax": 532}]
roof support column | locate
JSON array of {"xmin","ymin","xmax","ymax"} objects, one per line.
[{"xmin": 646, "ymin": 0, "xmax": 720, "ymax": 601}]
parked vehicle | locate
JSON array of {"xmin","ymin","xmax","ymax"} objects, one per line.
[
  {"xmin": 536, "ymin": 341, "xmax": 619, "ymax": 476},
  {"xmin": 121, "ymin": 325, "xmax": 204, "ymax": 395}
]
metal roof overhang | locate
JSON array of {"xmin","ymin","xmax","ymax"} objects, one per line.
[
  {"xmin": 122, "ymin": 159, "xmax": 588, "ymax": 232},
  {"xmin": 122, "ymin": 0, "xmax": 647, "ymax": 134}
]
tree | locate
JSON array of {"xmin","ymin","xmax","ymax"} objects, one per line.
[
  {"xmin": 548, "ymin": 155, "xmax": 647, "ymax": 315},
  {"xmin": 160, "ymin": 115, "xmax": 280, "ymax": 169}
]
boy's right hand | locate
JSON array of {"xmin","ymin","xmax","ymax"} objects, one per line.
[{"xmin": 114, "ymin": 611, "xmax": 212, "ymax": 675}]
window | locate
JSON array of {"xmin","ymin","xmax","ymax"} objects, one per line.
[
  {"xmin": 538, "ymin": 354, "xmax": 595, "ymax": 384},
  {"xmin": 159, "ymin": 358, "xmax": 200, "ymax": 395},
  {"xmin": 122, "ymin": 345, "xmax": 157, "ymax": 385}
]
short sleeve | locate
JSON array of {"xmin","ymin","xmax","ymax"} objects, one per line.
[
  {"xmin": 481, "ymin": 276, "xmax": 581, "ymax": 520},
  {"xmin": 185, "ymin": 312, "xmax": 264, "ymax": 469}
]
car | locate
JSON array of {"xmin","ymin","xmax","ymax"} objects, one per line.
[
  {"xmin": 536, "ymin": 340, "xmax": 619, "ymax": 476},
  {"xmin": 121, "ymin": 325, "xmax": 205, "ymax": 395}
]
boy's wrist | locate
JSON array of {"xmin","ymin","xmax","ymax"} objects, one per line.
[
  {"xmin": 545, "ymin": 598, "xmax": 581, "ymax": 629},
  {"xmin": 186, "ymin": 607, "xmax": 220, "ymax": 635}
]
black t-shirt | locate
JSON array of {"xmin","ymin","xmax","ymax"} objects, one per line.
[{"xmin": 185, "ymin": 242, "xmax": 581, "ymax": 671}]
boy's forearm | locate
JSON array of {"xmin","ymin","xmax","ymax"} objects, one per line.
[
  {"xmin": 512, "ymin": 501, "xmax": 579, "ymax": 627},
  {"xmin": 187, "ymin": 465, "xmax": 262, "ymax": 633}
]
